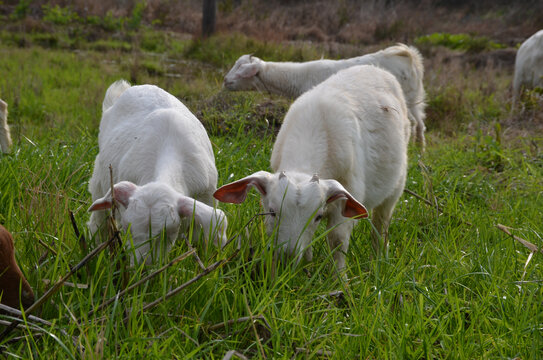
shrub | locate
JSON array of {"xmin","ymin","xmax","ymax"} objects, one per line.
[
  {"xmin": 10, "ymin": 0, "xmax": 31, "ymax": 20},
  {"xmin": 42, "ymin": 5, "xmax": 79, "ymax": 25},
  {"xmin": 415, "ymin": 32, "xmax": 505, "ymax": 53}
]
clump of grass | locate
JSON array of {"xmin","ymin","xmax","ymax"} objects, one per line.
[
  {"xmin": 42, "ymin": 4, "xmax": 79, "ymax": 25},
  {"xmin": 415, "ymin": 32, "xmax": 506, "ymax": 53},
  {"xmin": 88, "ymin": 39, "xmax": 132, "ymax": 52}
]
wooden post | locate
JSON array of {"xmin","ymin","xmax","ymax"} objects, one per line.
[{"xmin": 202, "ymin": 0, "xmax": 216, "ymax": 38}]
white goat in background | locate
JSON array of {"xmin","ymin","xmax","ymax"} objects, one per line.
[
  {"xmin": 512, "ymin": 29, "xmax": 543, "ymax": 106},
  {"xmin": 224, "ymin": 43, "xmax": 426, "ymax": 151},
  {"xmin": 0, "ymin": 99, "xmax": 13, "ymax": 153},
  {"xmin": 88, "ymin": 80, "xmax": 227, "ymax": 265},
  {"xmin": 215, "ymin": 65, "xmax": 410, "ymax": 272}
]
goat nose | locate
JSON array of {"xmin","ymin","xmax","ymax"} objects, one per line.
[{"xmin": 223, "ymin": 79, "xmax": 233, "ymax": 89}]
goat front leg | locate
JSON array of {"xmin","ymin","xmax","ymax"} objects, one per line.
[
  {"xmin": 326, "ymin": 212, "xmax": 355, "ymax": 275},
  {"xmin": 370, "ymin": 183, "xmax": 404, "ymax": 256}
]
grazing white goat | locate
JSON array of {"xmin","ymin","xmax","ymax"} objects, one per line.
[
  {"xmin": 513, "ymin": 30, "xmax": 543, "ymax": 105},
  {"xmin": 0, "ymin": 224, "xmax": 34, "ymax": 309},
  {"xmin": 224, "ymin": 43, "xmax": 426, "ymax": 150},
  {"xmin": 88, "ymin": 80, "xmax": 228, "ymax": 265},
  {"xmin": 0, "ymin": 99, "xmax": 13, "ymax": 154},
  {"xmin": 215, "ymin": 65, "xmax": 410, "ymax": 272}
]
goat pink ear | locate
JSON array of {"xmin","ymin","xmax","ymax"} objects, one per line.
[
  {"xmin": 238, "ymin": 63, "xmax": 260, "ymax": 78},
  {"xmin": 324, "ymin": 181, "xmax": 368, "ymax": 219},
  {"xmin": 214, "ymin": 171, "xmax": 270, "ymax": 204},
  {"xmin": 88, "ymin": 181, "xmax": 138, "ymax": 211},
  {"xmin": 88, "ymin": 195, "xmax": 112, "ymax": 212}
]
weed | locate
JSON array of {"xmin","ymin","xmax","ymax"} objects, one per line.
[
  {"xmin": 126, "ymin": 0, "xmax": 147, "ymax": 31},
  {"xmin": 10, "ymin": 0, "xmax": 31, "ymax": 20},
  {"xmin": 99, "ymin": 11, "xmax": 123, "ymax": 32},
  {"xmin": 42, "ymin": 5, "xmax": 79, "ymax": 25}
]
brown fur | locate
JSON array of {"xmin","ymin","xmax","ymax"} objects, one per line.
[{"xmin": 0, "ymin": 225, "xmax": 34, "ymax": 309}]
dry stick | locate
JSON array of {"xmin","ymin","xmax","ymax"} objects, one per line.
[
  {"xmin": 0, "ymin": 320, "xmax": 44, "ymax": 335},
  {"xmin": 208, "ymin": 315, "xmax": 271, "ymax": 332},
  {"xmin": 38, "ymin": 238, "xmax": 58, "ymax": 257},
  {"xmin": 70, "ymin": 210, "xmax": 90, "ymax": 278},
  {"xmin": 0, "ymin": 304, "xmax": 59, "ymax": 330},
  {"xmin": 222, "ymin": 350, "xmax": 249, "ymax": 360},
  {"xmin": 70, "ymin": 210, "xmax": 87, "ymax": 254},
  {"xmin": 42, "ymin": 279, "xmax": 88, "ymax": 289},
  {"xmin": 294, "ymin": 348, "xmax": 333, "ymax": 358},
  {"xmin": 88, "ymin": 248, "xmax": 196, "ymax": 318},
  {"xmin": 0, "ymin": 231, "xmax": 120, "ymax": 342},
  {"xmin": 403, "ymin": 188, "xmax": 441, "ymax": 211},
  {"xmin": 242, "ymin": 290, "xmax": 266, "ymax": 359},
  {"xmin": 184, "ymin": 235, "xmax": 206, "ymax": 270},
  {"xmin": 2, "ymin": 333, "xmax": 44, "ymax": 346},
  {"xmin": 122, "ymin": 250, "xmax": 239, "ymax": 323},
  {"xmin": 496, "ymin": 224, "xmax": 540, "ymax": 284},
  {"xmin": 496, "ymin": 224, "xmax": 541, "ymax": 253},
  {"xmin": 37, "ymin": 238, "xmax": 57, "ymax": 266}
]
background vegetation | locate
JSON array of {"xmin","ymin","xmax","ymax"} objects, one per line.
[{"xmin": 0, "ymin": 0, "xmax": 542, "ymax": 358}]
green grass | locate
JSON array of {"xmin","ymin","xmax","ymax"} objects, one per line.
[
  {"xmin": 415, "ymin": 32, "xmax": 506, "ymax": 53},
  {"xmin": 0, "ymin": 27, "xmax": 542, "ymax": 359}
]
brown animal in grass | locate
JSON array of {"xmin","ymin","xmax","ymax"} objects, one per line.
[{"xmin": 0, "ymin": 224, "xmax": 34, "ymax": 309}]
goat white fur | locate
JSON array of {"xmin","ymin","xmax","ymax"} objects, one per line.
[
  {"xmin": 215, "ymin": 65, "xmax": 410, "ymax": 272},
  {"xmin": 513, "ymin": 30, "xmax": 543, "ymax": 105},
  {"xmin": 224, "ymin": 43, "xmax": 425, "ymax": 150},
  {"xmin": 88, "ymin": 80, "xmax": 227, "ymax": 265},
  {"xmin": 0, "ymin": 99, "xmax": 13, "ymax": 154}
]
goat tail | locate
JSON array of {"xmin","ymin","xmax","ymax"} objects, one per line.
[
  {"xmin": 102, "ymin": 79, "xmax": 131, "ymax": 112},
  {"xmin": 391, "ymin": 43, "xmax": 425, "ymax": 78}
]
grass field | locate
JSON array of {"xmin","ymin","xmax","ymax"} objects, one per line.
[{"xmin": 0, "ymin": 6, "xmax": 542, "ymax": 359}]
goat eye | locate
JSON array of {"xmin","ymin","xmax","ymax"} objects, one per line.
[
  {"xmin": 268, "ymin": 209, "xmax": 276, "ymax": 217},
  {"xmin": 314, "ymin": 214, "xmax": 323, "ymax": 222}
]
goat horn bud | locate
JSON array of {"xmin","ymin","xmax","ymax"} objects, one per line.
[
  {"xmin": 310, "ymin": 174, "xmax": 319, "ymax": 183},
  {"xmin": 279, "ymin": 171, "xmax": 286, "ymax": 180}
]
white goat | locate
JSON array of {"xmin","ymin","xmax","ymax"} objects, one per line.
[
  {"xmin": 215, "ymin": 65, "xmax": 410, "ymax": 272},
  {"xmin": 224, "ymin": 43, "xmax": 425, "ymax": 150},
  {"xmin": 513, "ymin": 30, "xmax": 543, "ymax": 105},
  {"xmin": 88, "ymin": 80, "xmax": 228, "ymax": 265},
  {"xmin": 0, "ymin": 99, "xmax": 13, "ymax": 154}
]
